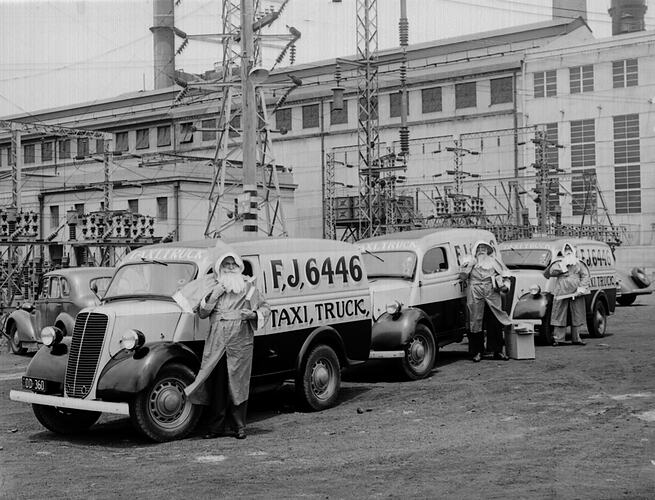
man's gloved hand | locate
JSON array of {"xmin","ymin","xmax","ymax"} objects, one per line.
[
  {"xmin": 240, "ymin": 309, "xmax": 256, "ymax": 320},
  {"xmin": 209, "ymin": 283, "xmax": 225, "ymax": 301}
]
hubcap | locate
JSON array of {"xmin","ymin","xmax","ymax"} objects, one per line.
[
  {"xmin": 149, "ymin": 379, "xmax": 188, "ymax": 427},
  {"xmin": 408, "ymin": 336, "xmax": 429, "ymax": 367},
  {"xmin": 311, "ymin": 360, "xmax": 333, "ymax": 399},
  {"xmin": 596, "ymin": 311, "xmax": 606, "ymax": 333}
]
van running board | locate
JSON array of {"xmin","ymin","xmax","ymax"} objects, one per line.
[{"xmin": 369, "ymin": 350, "xmax": 405, "ymax": 359}]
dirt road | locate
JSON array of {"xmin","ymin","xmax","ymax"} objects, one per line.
[{"xmin": 2, "ymin": 295, "xmax": 655, "ymax": 499}]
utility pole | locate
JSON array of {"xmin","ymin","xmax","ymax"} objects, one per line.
[{"xmin": 241, "ymin": 0, "xmax": 258, "ymax": 234}]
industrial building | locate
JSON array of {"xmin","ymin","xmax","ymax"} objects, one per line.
[{"xmin": 0, "ymin": 0, "xmax": 653, "ymax": 265}]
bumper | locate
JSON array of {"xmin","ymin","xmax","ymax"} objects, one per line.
[
  {"xmin": 9, "ymin": 390, "xmax": 129, "ymax": 416},
  {"xmin": 369, "ymin": 349, "xmax": 405, "ymax": 359}
]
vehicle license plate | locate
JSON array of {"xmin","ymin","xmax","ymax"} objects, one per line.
[{"xmin": 22, "ymin": 376, "xmax": 47, "ymax": 393}]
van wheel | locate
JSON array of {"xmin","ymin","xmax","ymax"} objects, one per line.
[
  {"xmin": 296, "ymin": 344, "xmax": 341, "ymax": 411},
  {"xmin": 399, "ymin": 324, "xmax": 436, "ymax": 380},
  {"xmin": 130, "ymin": 363, "xmax": 201, "ymax": 442},
  {"xmin": 617, "ymin": 294, "xmax": 636, "ymax": 306},
  {"xmin": 587, "ymin": 300, "xmax": 607, "ymax": 338},
  {"xmin": 8, "ymin": 323, "xmax": 27, "ymax": 355},
  {"xmin": 32, "ymin": 404, "xmax": 100, "ymax": 434}
]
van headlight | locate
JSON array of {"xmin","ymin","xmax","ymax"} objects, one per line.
[
  {"xmin": 120, "ymin": 329, "xmax": 145, "ymax": 351},
  {"xmin": 385, "ymin": 301, "xmax": 402, "ymax": 316},
  {"xmin": 41, "ymin": 326, "xmax": 63, "ymax": 346},
  {"xmin": 529, "ymin": 284, "xmax": 541, "ymax": 295}
]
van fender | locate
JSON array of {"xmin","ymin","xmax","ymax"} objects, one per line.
[
  {"xmin": 6, "ymin": 310, "xmax": 37, "ymax": 343},
  {"xmin": 97, "ymin": 342, "xmax": 200, "ymax": 396},
  {"xmin": 372, "ymin": 307, "xmax": 433, "ymax": 350},
  {"xmin": 24, "ymin": 339, "xmax": 71, "ymax": 391},
  {"xmin": 587, "ymin": 289, "xmax": 609, "ymax": 316},
  {"xmin": 295, "ymin": 326, "xmax": 347, "ymax": 372},
  {"xmin": 53, "ymin": 312, "xmax": 76, "ymax": 338}
]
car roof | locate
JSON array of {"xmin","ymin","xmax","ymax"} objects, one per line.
[
  {"xmin": 499, "ymin": 238, "xmax": 610, "ymax": 251},
  {"xmin": 359, "ymin": 228, "xmax": 496, "ymax": 251},
  {"xmin": 229, "ymin": 237, "xmax": 360, "ymax": 254},
  {"xmin": 45, "ymin": 267, "xmax": 114, "ymax": 278}
]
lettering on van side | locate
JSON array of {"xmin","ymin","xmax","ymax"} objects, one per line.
[
  {"xmin": 577, "ymin": 247, "xmax": 614, "ymax": 269},
  {"xmin": 269, "ymin": 297, "xmax": 370, "ymax": 332},
  {"xmin": 588, "ymin": 275, "xmax": 616, "ymax": 289},
  {"xmin": 268, "ymin": 254, "xmax": 364, "ymax": 292}
]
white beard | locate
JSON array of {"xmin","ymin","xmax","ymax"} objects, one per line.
[
  {"xmin": 562, "ymin": 253, "xmax": 578, "ymax": 266},
  {"xmin": 218, "ymin": 271, "xmax": 246, "ymax": 294},
  {"xmin": 476, "ymin": 253, "xmax": 495, "ymax": 270}
]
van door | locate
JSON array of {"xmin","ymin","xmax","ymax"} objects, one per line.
[
  {"xmin": 418, "ymin": 244, "xmax": 467, "ymax": 345},
  {"xmin": 240, "ymin": 255, "xmax": 286, "ymax": 378}
]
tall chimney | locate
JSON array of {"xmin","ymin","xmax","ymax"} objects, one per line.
[
  {"xmin": 150, "ymin": 0, "xmax": 176, "ymax": 89},
  {"xmin": 553, "ymin": 0, "xmax": 587, "ymax": 22},
  {"xmin": 609, "ymin": 0, "xmax": 648, "ymax": 35}
]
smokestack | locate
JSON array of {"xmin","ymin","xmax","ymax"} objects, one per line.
[
  {"xmin": 150, "ymin": 0, "xmax": 176, "ymax": 89},
  {"xmin": 609, "ymin": 0, "xmax": 648, "ymax": 35},
  {"xmin": 552, "ymin": 0, "xmax": 587, "ymax": 22}
]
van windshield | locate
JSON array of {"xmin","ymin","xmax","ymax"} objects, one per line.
[
  {"xmin": 104, "ymin": 262, "xmax": 196, "ymax": 300},
  {"xmin": 362, "ymin": 250, "xmax": 416, "ymax": 280},
  {"xmin": 500, "ymin": 248, "xmax": 551, "ymax": 270}
]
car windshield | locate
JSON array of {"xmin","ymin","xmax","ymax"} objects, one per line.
[
  {"xmin": 500, "ymin": 248, "xmax": 552, "ymax": 270},
  {"xmin": 104, "ymin": 262, "xmax": 196, "ymax": 299},
  {"xmin": 362, "ymin": 250, "xmax": 417, "ymax": 280}
]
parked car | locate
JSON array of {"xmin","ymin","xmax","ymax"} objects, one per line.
[
  {"xmin": 615, "ymin": 267, "xmax": 652, "ymax": 306},
  {"xmin": 359, "ymin": 228, "xmax": 514, "ymax": 380},
  {"xmin": 499, "ymin": 238, "xmax": 617, "ymax": 341},
  {"xmin": 5, "ymin": 267, "xmax": 114, "ymax": 355},
  {"xmin": 10, "ymin": 238, "xmax": 371, "ymax": 442}
]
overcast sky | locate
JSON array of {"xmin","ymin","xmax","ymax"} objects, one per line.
[{"xmin": 0, "ymin": 0, "xmax": 645, "ymax": 118}]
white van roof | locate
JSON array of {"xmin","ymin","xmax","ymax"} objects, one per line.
[
  {"xmin": 230, "ymin": 237, "xmax": 361, "ymax": 255},
  {"xmin": 499, "ymin": 238, "xmax": 611, "ymax": 252},
  {"xmin": 359, "ymin": 228, "xmax": 496, "ymax": 251}
]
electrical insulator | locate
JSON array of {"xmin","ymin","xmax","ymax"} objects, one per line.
[{"xmin": 289, "ymin": 44, "xmax": 296, "ymax": 65}]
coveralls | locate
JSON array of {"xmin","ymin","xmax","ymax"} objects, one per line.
[
  {"xmin": 461, "ymin": 241, "xmax": 512, "ymax": 359},
  {"xmin": 543, "ymin": 244, "xmax": 590, "ymax": 344},
  {"xmin": 184, "ymin": 253, "xmax": 270, "ymax": 435}
]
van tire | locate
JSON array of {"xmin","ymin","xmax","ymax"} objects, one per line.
[
  {"xmin": 399, "ymin": 324, "xmax": 436, "ymax": 380},
  {"xmin": 617, "ymin": 294, "xmax": 636, "ymax": 306},
  {"xmin": 296, "ymin": 344, "xmax": 341, "ymax": 411},
  {"xmin": 8, "ymin": 323, "xmax": 27, "ymax": 355},
  {"xmin": 587, "ymin": 300, "xmax": 607, "ymax": 338},
  {"xmin": 130, "ymin": 363, "xmax": 201, "ymax": 442},
  {"xmin": 32, "ymin": 404, "xmax": 100, "ymax": 434}
]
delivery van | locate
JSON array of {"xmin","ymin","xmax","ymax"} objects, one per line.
[
  {"xmin": 10, "ymin": 238, "xmax": 371, "ymax": 442},
  {"xmin": 499, "ymin": 238, "xmax": 617, "ymax": 340},
  {"xmin": 359, "ymin": 228, "xmax": 514, "ymax": 380}
]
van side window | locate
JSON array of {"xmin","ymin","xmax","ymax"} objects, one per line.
[
  {"xmin": 422, "ymin": 247, "xmax": 448, "ymax": 274},
  {"xmin": 242, "ymin": 260, "xmax": 253, "ymax": 277}
]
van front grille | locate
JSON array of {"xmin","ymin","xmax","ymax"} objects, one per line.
[{"xmin": 64, "ymin": 312, "xmax": 108, "ymax": 399}]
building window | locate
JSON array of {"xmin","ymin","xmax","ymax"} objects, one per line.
[
  {"xmin": 157, "ymin": 126, "xmax": 171, "ymax": 147},
  {"xmin": 180, "ymin": 122, "xmax": 194, "ymax": 144},
  {"xmin": 42, "ymin": 141, "xmax": 53, "ymax": 162},
  {"xmin": 50, "ymin": 205, "xmax": 59, "ymax": 229},
  {"xmin": 201, "ymin": 119, "xmax": 217, "ymax": 141},
  {"xmin": 421, "ymin": 87, "xmax": 442, "ymax": 113},
  {"xmin": 135, "ymin": 129, "xmax": 149, "ymax": 150},
  {"xmin": 302, "ymin": 104, "xmax": 319, "ymax": 129},
  {"xmin": 95, "ymin": 138, "xmax": 105, "ymax": 155},
  {"xmin": 128, "ymin": 199, "xmax": 139, "ymax": 213},
  {"xmin": 276, "ymin": 108, "xmax": 292, "ymax": 133},
  {"xmin": 58, "ymin": 139, "xmax": 71, "ymax": 159},
  {"xmin": 613, "ymin": 59, "xmax": 638, "ymax": 88},
  {"xmin": 23, "ymin": 144, "xmax": 35, "ymax": 164},
  {"xmin": 157, "ymin": 197, "xmax": 168, "ymax": 221},
  {"xmin": 533, "ymin": 70, "xmax": 557, "ymax": 98},
  {"xmin": 389, "ymin": 92, "xmax": 409, "ymax": 118},
  {"xmin": 115, "ymin": 132, "xmax": 129, "ymax": 152},
  {"xmin": 74, "ymin": 203, "xmax": 85, "ymax": 215},
  {"xmin": 330, "ymin": 100, "xmax": 348, "ymax": 125},
  {"xmin": 570, "ymin": 65, "xmax": 594, "ymax": 94},
  {"xmin": 570, "ymin": 119, "xmax": 596, "ymax": 216},
  {"xmin": 76, "ymin": 138, "xmax": 89, "ymax": 159},
  {"xmin": 614, "ymin": 114, "xmax": 641, "ymax": 214},
  {"xmin": 490, "ymin": 77, "xmax": 513, "ymax": 105},
  {"xmin": 455, "ymin": 82, "xmax": 476, "ymax": 109}
]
